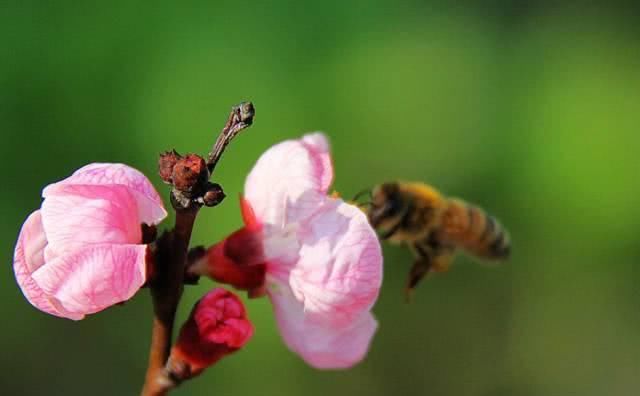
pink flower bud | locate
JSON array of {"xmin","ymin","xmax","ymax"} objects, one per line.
[
  {"xmin": 169, "ymin": 288, "xmax": 253, "ymax": 378},
  {"xmin": 13, "ymin": 163, "xmax": 167, "ymax": 320},
  {"xmin": 193, "ymin": 133, "xmax": 383, "ymax": 369}
]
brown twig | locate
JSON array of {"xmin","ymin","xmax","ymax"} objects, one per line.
[
  {"xmin": 140, "ymin": 102, "xmax": 254, "ymax": 396},
  {"xmin": 207, "ymin": 102, "xmax": 255, "ymax": 174},
  {"xmin": 141, "ymin": 208, "xmax": 197, "ymax": 396}
]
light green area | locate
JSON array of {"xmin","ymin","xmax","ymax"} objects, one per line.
[{"xmin": 1, "ymin": 2, "xmax": 639, "ymax": 395}]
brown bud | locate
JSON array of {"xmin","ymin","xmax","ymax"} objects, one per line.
[
  {"xmin": 172, "ymin": 154, "xmax": 208, "ymax": 192},
  {"xmin": 202, "ymin": 183, "xmax": 225, "ymax": 207},
  {"xmin": 236, "ymin": 102, "xmax": 255, "ymax": 125},
  {"xmin": 159, "ymin": 150, "xmax": 182, "ymax": 184},
  {"xmin": 184, "ymin": 246, "xmax": 206, "ymax": 285}
]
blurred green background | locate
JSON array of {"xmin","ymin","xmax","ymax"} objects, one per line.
[{"xmin": 2, "ymin": 1, "xmax": 639, "ymax": 395}]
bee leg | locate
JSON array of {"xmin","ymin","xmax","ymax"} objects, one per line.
[
  {"xmin": 404, "ymin": 258, "xmax": 432, "ymax": 302},
  {"xmin": 405, "ymin": 241, "xmax": 454, "ymax": 301},
  {"xmin": 380, "ymin": 220, "xmax": 402, "ymax": 240}
]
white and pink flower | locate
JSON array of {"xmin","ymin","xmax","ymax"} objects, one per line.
[
  {"xmin": 13, "ymin": 163, "xmax": 167, "ymax": 320},
  {"xmin": 192, "ymin": 133, "xmax": 383, "ymax": 369}
]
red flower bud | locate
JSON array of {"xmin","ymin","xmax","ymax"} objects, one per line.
[
  {"xmin": 168, "ymin": 288, "xmax": 253, "ymax": 379},
  {"xmin": 171, "ymin": 154, "xmax": 208, "ymax": 192},
  {"xmin": 158, "ymin": 150, "xmax": 182, "ymax": 184}
]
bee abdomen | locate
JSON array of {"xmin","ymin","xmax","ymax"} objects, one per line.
[
  {"xmin": 440, "ymin": 199, "xmax": 510, "ymax": 260},
  {"xmin": 485, "ymin": 217, "xmax": 510, "ymax": 258}
]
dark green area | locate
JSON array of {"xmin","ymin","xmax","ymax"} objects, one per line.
[{"xmin": 2, "ymin": 2, "xmax": 639, "ymax": 395}]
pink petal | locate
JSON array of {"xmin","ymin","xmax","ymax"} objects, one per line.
[
  {"xmin": 31, "ymin": 243, "xmax": 148, "ymax": 319},
  {"xmin": 269, "ymin": 284, "xmax": 377, "ymax": 369},
  {"xmin": 300, "ymin": 133, "xmax": 333, "ymax": 193},
  {"xmin": 282, "ymin": 198, "xmax": 383, "ymax": 327},
  {"xmin": 244, "ymin": 133, "xmax": 334, "ymax": 226},
  {"xmin": 13, "ymin": 210, "xmax": 80, "ymax": 319},
  {"xmin": 41, "ymin": 185, "xmax": 142, "ymax": 259},
  {"xmin": 43, "ymin": 163, "xmax": 167, "ymax": 225}
]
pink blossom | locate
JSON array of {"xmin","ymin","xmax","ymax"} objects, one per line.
[
  {"xmin": 13, "ymin": 163, "xmax": 167, "ymax": 320},
  {"xmin": 169, "ymin": 288, "xmax": 253, "ymax": 378},
  {"xmin": 192, "ymin": 133, "xmax": 383, "ymax": 369}
]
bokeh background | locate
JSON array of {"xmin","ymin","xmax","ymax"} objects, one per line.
[{"xmin": 2, "ymin": 1, "xmax": 639, "ymax": 395}]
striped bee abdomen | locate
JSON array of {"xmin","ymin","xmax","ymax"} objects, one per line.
[{"xmin": 440, "ymin": 199, "xmax": 511, "ymax": 260}]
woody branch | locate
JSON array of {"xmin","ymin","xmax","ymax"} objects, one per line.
[{"xmin": 140, "ymin": 102, "xmax": 255, "ymax": 396}]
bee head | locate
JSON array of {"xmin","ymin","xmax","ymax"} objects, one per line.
[{"xmin": 368, "ymin": 182, "xmax": 403, "ymax": 228}]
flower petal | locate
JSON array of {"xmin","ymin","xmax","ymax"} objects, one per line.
[
  {"xmin": 43, "ymin": 163, "xmax": 167, "ymax": 225},
  {"xmin": 13, "ymin": 210, "xmax": 80, "ymax": 319},
  {"xmin": 269, "ymin": 284, "xmax": 377, "ymax": 369},
  {"xmin": 31, "ymin": 243, "xmax": 148, "ymax": 319},
  {"xmin": 244, "ymin": 133, "xmax": 333, "ymax": 226},
  {"xmin": 282, "ymin": 198, "xmax": 383, "ymax": 326},
  {"xmin": 300, "ymin": 132, "xmax": 333, "ymax": 193},
  {"xmin": 41, "ymin": 185, "xmax": 142, "ymax": 259}
]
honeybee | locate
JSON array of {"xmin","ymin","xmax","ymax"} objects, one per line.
[{"xmin": 357, "ymin": 182, "xmax": 511, "ymax": 298}]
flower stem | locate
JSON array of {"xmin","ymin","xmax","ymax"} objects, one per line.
[{"xmin": 141, "ymin": 207, "xmax": 198, "ymax": 396}]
